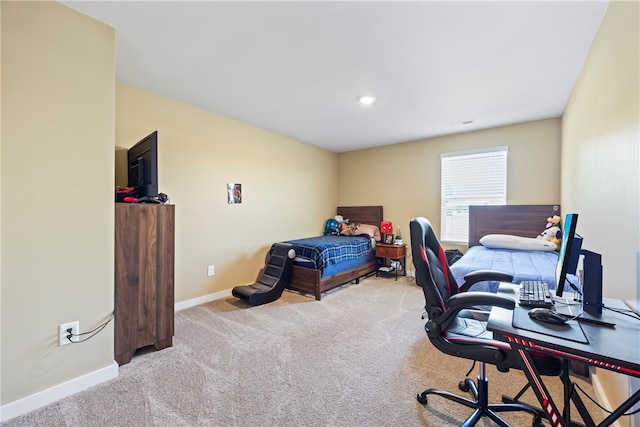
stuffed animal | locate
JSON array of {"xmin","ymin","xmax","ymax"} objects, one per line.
[
  {"xmin": 537, "ymin": 215, "xmax": 562, "ymax": 249},
  {"xmin": 323, "ymin": 219, "xmax": 339, "ymax": 235},
  {"xmin": 334, "ymin": 215, "xmax": 349, "ymax": 233},
  {"xmin": 324, "ymin": 216, "xmax": 352, "ymax": 235},
  {"xmin": 546, "ymin": 215, "xmax": 561, "ymax": 229},
  {"xmin": 538, "ymin": 226, "xmax": 561, "ymax": 249}
]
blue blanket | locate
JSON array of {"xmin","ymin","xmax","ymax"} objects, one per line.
[
  {"xmin": 450, "ymin": 245, "xmax": 559, "ymax": 293},
  {"xmin": 282, "ymin": 235, "xmax": 373, "ymax": 271}
]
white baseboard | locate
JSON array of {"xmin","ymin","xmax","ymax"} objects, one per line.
[
  {"xmin": 175, "ymin": 288, "xmax": 232, "ymax": 311},
  {"xmin": 590, "ymin": 366, "xmax": 624, "ymax": 427},
  {"xmin": 173, "ymin": 271, "xmax": 409, "ymax": 311},
  {"xmin": 0, "ymin": 361, "xmax": 118, "ymax": 423}
]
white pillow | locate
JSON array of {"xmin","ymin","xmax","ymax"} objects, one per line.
[{"xmin": 479, "ymin": 234, "xmax": 557, "ymax": 251}]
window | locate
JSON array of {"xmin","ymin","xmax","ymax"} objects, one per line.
[{"xmin": 440, "ymin": 147, "xmax": 507, "ymax": 243}]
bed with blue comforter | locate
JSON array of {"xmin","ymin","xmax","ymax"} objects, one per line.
[
  {"xmin": 280, "ymin": 205, "xmax": 383, "ymax": 300},
  {"xmin": 284, "ymin": 235, "xmax": 376, "ymax": 277},
  {"xmin": 450, "ymin": 245, "xmax": 559, "ymax": 293},
  {"xmin": 451, "ymin": 204, "xmax": 564, "ymax": 293}
]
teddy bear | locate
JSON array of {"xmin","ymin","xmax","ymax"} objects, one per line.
[{"xmin": 537, "ymin": 215, "xmax": 562, "ymax": 249}]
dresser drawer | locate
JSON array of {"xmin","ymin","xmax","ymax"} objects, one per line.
[{"xmin": 376, "ymin": 244, "xmax": 405, "ymax": 259}]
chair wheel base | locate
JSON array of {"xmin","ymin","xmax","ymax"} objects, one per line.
[{"xmin": 417, "ymin": 392, "xmax": 428, "ymax": 404}]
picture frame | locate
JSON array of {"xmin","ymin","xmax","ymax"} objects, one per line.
[
  {"xmin": 384, "ymin": 234, "xmax": 394, "ymax": 244},
  {"xmin": 227, "ymin": 183, "xmax": 242, "ymax": 204}
]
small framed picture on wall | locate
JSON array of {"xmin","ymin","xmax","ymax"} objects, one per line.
[{"xmin": 227, "ymin": 183, "xmax": 242, "ymax": 204}]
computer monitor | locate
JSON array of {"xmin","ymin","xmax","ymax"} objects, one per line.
[
  {"xmin": 555, "ymin": 213, "xmax": 581, "ymax": 298},
  {"xmin": 127, "ymin": 131, "xmax": 158, "ymax": 197}
]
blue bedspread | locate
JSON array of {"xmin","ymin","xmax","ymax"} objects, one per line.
[
  {"xmin": 450, "ymin": 245, "xmax": 559, "ymax": 293},
  {"xmin": 282, "ymin": 235, "xmax": 373, "ymax": 271}
]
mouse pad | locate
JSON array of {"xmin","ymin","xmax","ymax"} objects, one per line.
[{"xmin": 512, "ymin": 308, "xmax": 589, "ymax": 344}]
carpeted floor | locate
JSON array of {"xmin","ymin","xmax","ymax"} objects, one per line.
[{"xmin": 3, "ymin": 275, "xmax": 605, "ymax": 426}]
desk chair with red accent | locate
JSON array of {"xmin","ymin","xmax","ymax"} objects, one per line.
[{"xmin": 409, "ymin": 217, "xmax": 563, "ymax": 427}]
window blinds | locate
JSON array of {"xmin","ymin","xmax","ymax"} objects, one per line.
[{"xmin": 440, "ymin": 147, "xmax": 507, "ymax": 243}]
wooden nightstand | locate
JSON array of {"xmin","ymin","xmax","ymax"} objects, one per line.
[{"xmin": 375, "ymin": 243, "xmax": 406, "ymax": 280}]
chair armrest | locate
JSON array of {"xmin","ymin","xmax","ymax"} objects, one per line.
[
  {"xmin": 448, "ymin": 291, "xmax": 516, "ymax": 311},
  {"xmin": 459, "ymin": 270, "xmax": 514, "ymax": 292},
  {"xmin": 425, "ymin": 292, "xmax": 515, "ymax": 337}
]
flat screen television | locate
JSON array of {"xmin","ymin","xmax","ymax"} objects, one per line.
[
  {"xmin": 127, "ymin": 131, "xmax": 158, "ymax": 197},
  {"xmin": 555, "ymin": 213, "xmax": 582, "ymax": 298}
]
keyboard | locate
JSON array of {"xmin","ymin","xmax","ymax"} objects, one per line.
[{"xmin": 518, "ymin": 281, "xmax": 553, "ymax": 308}]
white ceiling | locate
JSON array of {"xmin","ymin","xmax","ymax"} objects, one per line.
[{"xmin": 60, "ymin": 1, "xmax": 609, "ymax": 153}]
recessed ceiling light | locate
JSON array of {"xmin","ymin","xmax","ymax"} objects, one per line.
[{"xmin": 358, "ymin": 95, "xmax": 376, "ymax": 106}]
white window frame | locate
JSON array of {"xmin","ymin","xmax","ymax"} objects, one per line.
[{"xmin": 440, "ymin": 146, "xmax": 508, "ymax": 244}]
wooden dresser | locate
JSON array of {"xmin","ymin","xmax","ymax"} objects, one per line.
[{"xmin": 114, "ymin": 203, "xmax": 175, "ymax": 365}]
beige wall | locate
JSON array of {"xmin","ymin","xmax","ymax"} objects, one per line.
[
  {"xmin": 1, "ymin": 0, "xmax": 115, "ymax": 407},
  {"xmin": 562, "ymin": 0, "xmax": 639, "ymax": 305},
  {"xmin": 338, "ymin": 118, "xmax": 562, "ymax": 257},
  {"xmin": 561, "ymin": 1, "xmax": 639, "ymax": 425},
  {"xmin": 115, "ymin": 83, "xmax": 338, "ymax": 303}
]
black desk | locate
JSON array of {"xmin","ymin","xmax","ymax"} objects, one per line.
[{"xmin": 488, "ymin": 286, "xmax": 640, "ymax": 427}]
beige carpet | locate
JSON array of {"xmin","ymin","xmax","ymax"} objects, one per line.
[{"xmin": 4, "ymin": 276, "xmax": 605, "ymax": 426}]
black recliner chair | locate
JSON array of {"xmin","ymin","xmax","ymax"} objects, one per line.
[
  {"xmin": 232, "ymin": 243, "xmax": 295, "ymax": 306},
  {"xmin": 410, "ymin": 217, "xmax": 563, "ymax": 427}
]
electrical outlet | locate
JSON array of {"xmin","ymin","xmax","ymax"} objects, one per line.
[
  {"xmin": 207, "ymin": 265, "xmax": 215, "ymax": 276},
  {"xmin": 59, "ymin": 321, "xmax": 79, "ymax": 346}
]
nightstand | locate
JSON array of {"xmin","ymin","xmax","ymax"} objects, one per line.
[{"xmin": 375, "ymin": 243, "xmax": 406, "ymax": 280}]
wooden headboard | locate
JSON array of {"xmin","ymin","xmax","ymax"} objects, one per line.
[
  {"xmin": 468, "ymin": 204, "xmax": 560, "ymax": 247},
  {"xmin": 337, "ymin": 206, "xmax": 383, "ymax": 227}
]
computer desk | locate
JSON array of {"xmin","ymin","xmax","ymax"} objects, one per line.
[{"xmin": 487, "ymin": 283, "xmax": 640, "ymax": 427}]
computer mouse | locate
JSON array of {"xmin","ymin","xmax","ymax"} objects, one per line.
[{"xmin": 528, "ymin": 308, "xmax": 567, "ymax": 325}]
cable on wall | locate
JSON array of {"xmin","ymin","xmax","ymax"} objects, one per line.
[{"xmin": 66, "ymin": 311, "xmax": 115, "ymax": 344}]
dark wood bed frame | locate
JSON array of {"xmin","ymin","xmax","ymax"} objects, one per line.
[
  {"xmin": 468, "ymin": 204, "xmax": 561, "ymax": 247},
  {"xmin": 286, "ymin": 206, "xmax": 383, "ymax": 301}
]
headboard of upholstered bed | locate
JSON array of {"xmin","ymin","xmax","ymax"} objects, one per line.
[
  {"xmin": 337, "ymin": 205, "xmax": 383, "ymax": 228},
  {"xmin": 468, "ymin": 204, "xmax": 561, "ymax": 247}
]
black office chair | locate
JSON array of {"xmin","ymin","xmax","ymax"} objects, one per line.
[
  {"xmin": 232, "ymin": 243, "xmax": 296, "ymax": 306},
  {"xmin": 410, "ymin": 217, "xmax": 563, "ymax": 427}
]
